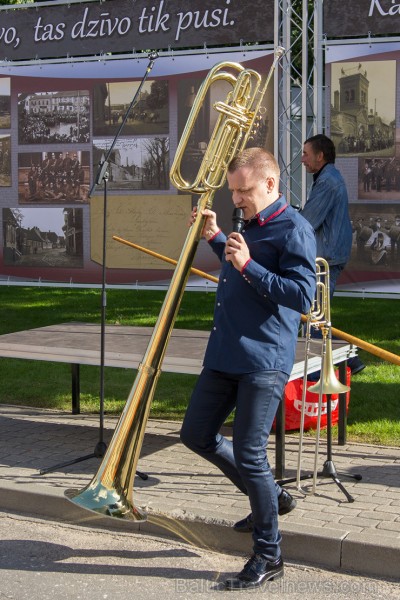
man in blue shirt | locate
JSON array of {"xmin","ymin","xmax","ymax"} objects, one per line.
[
  {"xmin": 300, "ymin": 134, "xmax": 365, "ymax": 375},
  {"xmin": 180, "ymin": 148, "xmax": 316, "ymax": 590}
]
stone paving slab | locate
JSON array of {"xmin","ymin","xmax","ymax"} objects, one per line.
[{"xmin": 0, "ymin": 405, "xmax": 399, "ymax": 580}]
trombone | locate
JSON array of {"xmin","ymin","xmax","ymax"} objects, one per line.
[
  {"xmin": 296, "ymin": 258, "xmax": 350, "ymax": 495},
  {"xmin": 64, "ymin": 47, "xmax": 285, "ymax": 520}
]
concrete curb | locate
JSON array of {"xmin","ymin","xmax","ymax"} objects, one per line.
[{"xmin": 2, "ymin": 478, "xmax": 399, "ymax": 580}]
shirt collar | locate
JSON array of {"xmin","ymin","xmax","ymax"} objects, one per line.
[
  {"xmin": 255, "ymin": 195, "xmax": 288, "ymax": 226},
  {"xmin": 313, "ymin": 161, "xmax": 329, "ymax": 183}
]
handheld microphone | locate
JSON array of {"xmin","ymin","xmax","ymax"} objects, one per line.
[{"xmin": 232, "ymin": 207, "xmax": 245, "ymax": 233}]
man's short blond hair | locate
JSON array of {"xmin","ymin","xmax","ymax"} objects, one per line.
[{"xmin": 228, "ymin": 147, "xmax": 280, "ymax": 181}]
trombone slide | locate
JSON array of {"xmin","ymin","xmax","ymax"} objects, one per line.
[{"xmin": 296, "ymin": 259, "xmax": 350, "ymax": 495}]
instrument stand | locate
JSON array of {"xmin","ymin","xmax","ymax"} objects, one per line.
[
  {"xmin": 39, "ymin": 53, "xmax": 158, "ymax": 478},
  {"xmin": 277, "ymin": 393, "xmax": 362, "ymax": 503},
  {"xmin": 316, "ymin": 394, "xmax": 362, "ymax": 503}
]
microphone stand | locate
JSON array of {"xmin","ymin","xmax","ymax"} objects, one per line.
[{"xmin": 39, "ymin": 52, "xmax": 158, "ymax": 476}]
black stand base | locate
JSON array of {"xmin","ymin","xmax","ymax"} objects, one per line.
[
  {"xmin": 39, "ymin": 451, "xmax": 104, "ymax": 476},
  {"xmin": 277, "ymin": 464, "xmax": 362, "ymax": 503},
  {"xmin": 39, "ymin": 436, "xmax": 148, "ymax": 479},
  {"xmin": 39, "ymin": 437, "xmax": 107, "ymax": 475},
  {"xmin": 317, "ymin": 459, "xmax": 362, "ymax": 503},
  {"xmin": 277, "ymin": 392, "xmax": 362, "ymax": 503},
  {"xmin": 39, "ymin": 444, "xmax": 148, "ymax": 480},
  {"xmin": 95, "ymin": 440, "xmax": 108, "ymax": 458}
]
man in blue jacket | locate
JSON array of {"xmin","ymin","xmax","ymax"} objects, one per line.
[
  {"xmin": 180, "ymin": 148, "xmax": 316, "ymax": 589},
  {"xmin": 300, "ymin": 134, "xmax": 365, "ymax": 375}
]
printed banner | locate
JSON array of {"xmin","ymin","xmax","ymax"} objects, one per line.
[
  {"xmin": 324, "ymin": 0, "xmax": 400, "ymax": 38},
  {"xmin": 326, "ymin": 42, "xmax": 400, "ymax": 294},
  {"xmin": 1, "ymin": 49, "xmax": 273, "ymax": 285},
  {"xmin": 0, "ymin": 0, "xmax": 274, "ymax": 61}
]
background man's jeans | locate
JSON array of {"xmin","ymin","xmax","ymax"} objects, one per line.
[{"xmin": 180, "ymin": 368, "xmax": 288, "ymax": 561}]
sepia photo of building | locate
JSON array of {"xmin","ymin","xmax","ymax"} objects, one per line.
[
  {"xmin": 18, "ymin": 90, "xmax": 90, "ymax": 144},
  {"xmin": 92, "ymin": 137, "xmax": 169, "ymax": 190},
  {"xmin": 0, "ymin": 78, "xmax": 11, "ymax": 129},
  {"xmin": 2, "ymin": 207, "xmax": 83, "ymax": 268},
  {"xmin": 330, "ymin": 61, "xmax": 396, "ymax": 157}
]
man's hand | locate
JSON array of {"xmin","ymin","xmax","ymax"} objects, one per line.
[
  {"xmin": 225, "ymin": 232, "xmax": 250, "ymax": 271},
  {"xmin": 190, "ymin": 207, "xmax": 220, "ymax": 241}
]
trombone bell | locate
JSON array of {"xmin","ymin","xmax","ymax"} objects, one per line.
[{"xmin": 308, "ymin": 340, "xmax": 351, "ymax": 395}]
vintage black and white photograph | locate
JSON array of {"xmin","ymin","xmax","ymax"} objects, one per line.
[
  {"xmin": 2, "ymin": 207, "xmax": 83, "ymax": 268},
  {"xmin": 92, "ymin": 137, "xmax": 169, "ymax": 190},
  {"xmin": 0, "ymin": 78, "xmax": 11, "ymax": 129},
  {"xmin": 93, "ymin": 80, "xmax": 169, "ymax": 136},
  {"xmin": 349, "ymin": 203, "xmax": 400, "ymax": 272},
  {"xmin": 18, "ymin": 90, "xmax": 90, "ymax": 144},
  {"xmin": 0, "ymin": 135, "xmax": 11, "ymax": 187},
  {"xmin": 330, "ymin": 60, "xmax": 396, "ymax": 157},
  {"xmin": 358, "ymin": 157, "xmax": 400, "ymax": 200},
  {"xmin": 18, "ymin": 150, "xmax": 90, "ymax": 204}
]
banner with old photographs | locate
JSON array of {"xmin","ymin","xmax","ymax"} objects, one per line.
[
  {"xmin": 326, "ymin": 41, "xmax": 400, "ymax": 294},
  {"xmin": 0, "ymin": 48, "xmax": 274, "ymax": 284}
]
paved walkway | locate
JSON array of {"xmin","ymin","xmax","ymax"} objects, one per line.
[{"xmin": 0, "ymin": 404, "xmax": 399, "ymax": 581}]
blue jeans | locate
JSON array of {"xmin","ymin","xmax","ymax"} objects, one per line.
[
  {"xmin": 327, "ymin": 263, "xmax": 345, "ymax": 294},
  {"xmin": 180, "ymin": 368, "xmax": 289, "ymax": 561}
]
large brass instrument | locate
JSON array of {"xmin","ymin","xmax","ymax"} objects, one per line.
[
  {"xmin": 296, "ymin": 258, "xmax": 350, "ymax": 495},
  {"xmin": 65, "ymin": 47, "xmax": 285, "ymax": 520}
]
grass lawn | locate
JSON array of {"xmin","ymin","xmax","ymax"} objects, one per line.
[{"xmin": 0, "ymin": 286, "xmax": 399, "ymax": 447}]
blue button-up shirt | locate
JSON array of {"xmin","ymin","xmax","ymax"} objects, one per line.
[{"xmin": 203, "ymin": 195, "xmax": 316, "ymax": 376}]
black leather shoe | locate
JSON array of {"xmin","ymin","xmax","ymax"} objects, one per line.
[
  {"xmin": 233, "ymin": 489, "xmax": 296, "ymax": 533},
  {"xmin": 225, "ymin": 554, "xmax": 284, "ymax": 590},
  {"xmin": 278, "ymin": 488, "xmax": 297, "ymax": 515}
]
